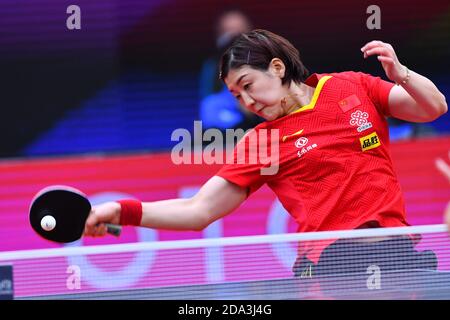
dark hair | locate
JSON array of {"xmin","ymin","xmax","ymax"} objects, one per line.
[{"xmin": 219, "ymin": 29, "xmax": 309, "ymax": 85}]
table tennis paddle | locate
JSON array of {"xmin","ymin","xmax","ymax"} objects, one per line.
[{"xmin": 29, "ymin": 185, "xmax": 122, "ymax": 243}]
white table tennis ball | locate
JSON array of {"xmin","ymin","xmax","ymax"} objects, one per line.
[{"xmin": 41, "ymin": 215, "xmax": 56, "ymax": 231}]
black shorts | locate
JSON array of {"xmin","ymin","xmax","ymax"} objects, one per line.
[{"xmin": 293, "ymin": 236, "xmax": 437, "ymax": 278}]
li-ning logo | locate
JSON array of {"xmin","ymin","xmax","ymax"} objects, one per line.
[
  {"xmin": 295, "ymin": 137, "xmax": 309, "ymax": 148},
  {"xmin": 350, "ymin": 110, "xmax": 373, "ymax": 132},
  {"xmin": 282, "ymin": 129, "xmax": 304, "ymax": 142}
]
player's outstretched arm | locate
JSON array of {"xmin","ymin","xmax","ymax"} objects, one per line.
[
  {"xmin": 140, "ymin": 176, "xmax": 247, "ymax": 231},
  {"xmin": 84, "ymin": 176, "xmax": 247, "ymax": 237}
]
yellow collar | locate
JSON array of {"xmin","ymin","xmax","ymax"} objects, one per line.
[{"xmin": 290, "ymin": 75, "xmax": 332, "ymax": 114}]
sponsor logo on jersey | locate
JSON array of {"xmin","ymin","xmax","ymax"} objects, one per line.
[
  {"xmin": 350, "ymin": 110, "xmax": 373, "ymax": 132},
  {"xmin": 295, "ymin": 137, "xmax": 309, "ymax": 148},
  {"xmin": 297, "ymin": 142, "xmax": 318, "ymax": 158},
  {"xmin": 360, "ymin": 132, "xmax": 381, "ymax": 151}
]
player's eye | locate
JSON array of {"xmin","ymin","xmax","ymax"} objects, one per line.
[{"xmin": 244, "ymin": 83, "xmax": 252, "ymax": 90}]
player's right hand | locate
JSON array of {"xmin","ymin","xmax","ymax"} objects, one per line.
[{"xmin": 84, "ymin": 202, "xmax": 121, "ymax": 237}]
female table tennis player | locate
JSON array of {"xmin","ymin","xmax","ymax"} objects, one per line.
[{"xmin": 84, "ymin": 30, "xmax": 447, "ymax": 276}]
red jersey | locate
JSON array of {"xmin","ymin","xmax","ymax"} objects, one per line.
[{"xmin": 216, "ymin": 71, "xmax": 409, "ymax": 263}]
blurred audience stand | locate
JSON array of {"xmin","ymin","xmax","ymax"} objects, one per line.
[
  {"xmin": 198, "ymin": 9, "xmax": 263, "ymax": 136},
  {"xmin": 388, "ymin": 118, "xmax": 438, "ymax": 141}
]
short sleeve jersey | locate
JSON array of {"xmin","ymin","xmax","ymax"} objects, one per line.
[{"xmin": 216, "ymin": 71, "xmax": 408, "ymax": 263}]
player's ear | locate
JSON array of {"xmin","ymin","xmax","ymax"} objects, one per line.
[{"xmin": 268, "ymin": 58, "xmax": 286, "ymax": 79}]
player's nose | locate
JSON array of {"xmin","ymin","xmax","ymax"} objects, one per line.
[{"xmin": 241, "ymin": 93, "xmax": 255, "ymax": 109}]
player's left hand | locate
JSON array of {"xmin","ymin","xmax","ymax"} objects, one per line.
[{"xmin": 361, "ymin": 40, "xmax": 407, "ymax": 84}]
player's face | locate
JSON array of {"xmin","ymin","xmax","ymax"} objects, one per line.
[{"xmin": 225, "ymin": 65, "xmax": 288, "ymax": 121}]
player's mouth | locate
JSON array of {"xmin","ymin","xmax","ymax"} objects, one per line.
[{"xmin": 255, "ymin": 105, "xmax": 267, "ymax": 113}]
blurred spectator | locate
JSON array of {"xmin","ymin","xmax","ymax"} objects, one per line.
[
  {"xmin": 387, "ymin": 118, "xmax": 437, "ymax": 141},
  {"xmin": 199, "ymin": 9, "xmax": 262, "ymax": 132}
]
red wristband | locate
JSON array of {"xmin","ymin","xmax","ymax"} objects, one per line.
[{"xmin": 117, "ymin": 199, "xmax": 142, "ymax": 226}]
